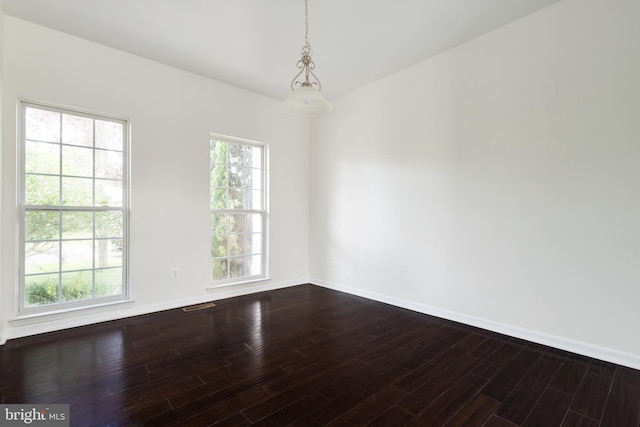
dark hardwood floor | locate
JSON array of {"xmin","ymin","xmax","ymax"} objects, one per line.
[{"xmin": 1, "ymin": 284, "xmax": 639, "ymax": 426}]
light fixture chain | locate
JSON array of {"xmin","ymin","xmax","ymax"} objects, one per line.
[{"xmin": 304, "ymin": 0, "xmax": 310, "ymax": 48}]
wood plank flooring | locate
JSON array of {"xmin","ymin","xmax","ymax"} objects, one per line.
[{"xmin": 1, "ymin": 284, "xmax": 639, "ymax": 426}]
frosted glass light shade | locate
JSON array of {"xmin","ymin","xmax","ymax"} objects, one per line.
[{"xmin": 281, "ymin": 86, "xmax": 333, "ymax": 117}]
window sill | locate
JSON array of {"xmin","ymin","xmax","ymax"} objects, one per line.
[
  {"xmin": 10, "ymin": 299, "xmax": 135, "ymax": 326},
  {"xmin": 207, "ymin": 276, "xmax": 271, "ymax": 290}
]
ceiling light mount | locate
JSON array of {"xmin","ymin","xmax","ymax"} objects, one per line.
[{"xmin": 281, "ymin": 0, "xmax": 333, "ymax": 117}]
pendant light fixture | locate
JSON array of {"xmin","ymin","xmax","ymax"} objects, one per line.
[{"xmin": 281, "ymin": 0, "xmax": 333, "ymax": 117}]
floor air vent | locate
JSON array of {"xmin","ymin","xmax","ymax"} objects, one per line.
[{"xmin": 182, "ymin": 302, "xmax": 216, "ymax": 312}]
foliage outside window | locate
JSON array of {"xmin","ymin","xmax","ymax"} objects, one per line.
[
  {"xmin": 20, "ymin": 102, "xmax": 129, "ymax": 313},
  {"xmin": 210, "ymin": 136, "xmax": 267, "ymax": 284}
]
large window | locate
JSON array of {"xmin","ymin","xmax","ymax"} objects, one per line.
[
  {"xmin": 210, "ymin": 135, "xmax": 267, "ymax": 284},
  {"xmin": 19, "ymin": 102, "xmax": 129, "ymax": 313}
]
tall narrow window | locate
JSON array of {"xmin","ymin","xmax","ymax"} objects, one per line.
[
  {"xmin": 210, "ymin": 135, "xmax": 267, "ymax": 284},
  {"xmin": 19, "ymin": 102, "xmax": 129, "ymax": 313}
]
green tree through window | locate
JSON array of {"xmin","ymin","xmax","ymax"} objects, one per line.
[{"xmin": 210, "ymin": 137, "xmax": 267, "ymax": 283}]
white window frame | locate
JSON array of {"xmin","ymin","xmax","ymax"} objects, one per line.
[
  {"xmin": 209, "ymin": 133, "xmax": 269, "ymax": 286},
  {"xmin": 18, "ymin": 101, "xmax": 130, "ymax": 314}
]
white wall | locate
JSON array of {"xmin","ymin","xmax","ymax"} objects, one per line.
[
  {"xmin": 1, "ymin": 17, "xmax": 309, "ymax": 340},
  {"xmin": 310, "ymin": 0, "xmax": 640, "ymax": 368},
  {"xmin": 0, "ymin": 7, "xmax": 4, "ymax": 344}
]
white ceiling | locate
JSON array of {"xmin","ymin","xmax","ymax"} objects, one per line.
[{"xmin": 0, "ymin": 0, "xmax": 563, "ymax": 100}]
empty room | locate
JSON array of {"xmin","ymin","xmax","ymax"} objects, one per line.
[{"xmin": 1, "ymin": 0, "xmax": 639, "ymax": 425}]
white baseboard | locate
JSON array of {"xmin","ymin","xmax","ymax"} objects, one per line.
[
  {"xmin": 311, "ymin": 278, "xmax": 640, "ymax": 370},
  {"xmin": 3, "ymin": 279, "xmax": 302, "ymax": 343},
  {"xmin": 6, "ymin": 277, "xmax": 640, "ymax": 371}
]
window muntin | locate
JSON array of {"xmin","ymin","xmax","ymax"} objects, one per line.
[
  {"xmin": 20, "ymin": 102, "xmax": 129, "ymax": 312},
  {"xmin": 210, "ymin": 136, "xmax": 267, "ymax": 284}
]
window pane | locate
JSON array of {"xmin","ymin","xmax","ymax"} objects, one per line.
[
  {"xmin": 95, "ymin": 179, "xmax": 123, "ymax": 206},
  {"xmin": 62, "ymin": 145, "xmax": 93, "ymax": 177},
  {"xmin": 62, "ymin": 177, "xmax": 93, "ymax": 206},
  {"xmin": 229, "ymin": 234, "xmax": 246, "ymax": 256},
  {"xmin": 62, "ymin": 211, "xmax": 93, "ymax": 239},
  {"xmin": 61, "ymin": 240, "xmax": 93, "ymax": 271},
  {"xmin": 62, "ymin": 270, "xmax": 93, "ymax": 302},
  {"xmin": 249, "ymin": 255, "xmax": 262, "ymax": 276},
  {"xmin": 212, "ymin": 213, "xmax": 228, "ymax": 232},
  {"xmin": 25, "ymin": 141, "xmax": 60, "ymax": 175},
  {"xmin": 95, "ymin": 149, "xmax": 123, "ymax": 179},
  {"xmin": 96, "ymin": 211, "xmax": 123, "ymax": 238},
  {"xmin": 25, "ymin": 274, "xmax": 59, "ymax": 307},
  {"xmin": 95, "ymin": 120, "xmax": 123, "ymax": 151},
  {"xmin": 25, "ymin": 241, "xmax": 59, "ymax": 274},
  {"xmin": 25, "ymin": 107, "xmax": 60, "ymax": 143},
  {"xmin": 210, "ymin": 141, "xmax": 229, "ymax": 208},
  {"xmin": 210, "ymin": 140, "xmax": 227, "ymax": 164},
  {"xmin": 229, "ymin": 144, "xmax": 244, "ymax": 165},
  {"xmin": 95, "ymin": 239, "xmax": 122, "ymax": 268},
  {"xmin": 250, "ymin": 190, "xmax": 262, "ymax": 210},
  {"xmin": 25, "ymin": 210, "xmax": 60, "ymax": 241},
  {"xmin": 62, "ymin": 114, "xmax": 93, "ymax": 147},
  {"xmin": 248, "ymin": 213, "xmax": 262, "ymax": 233},
  {"xmin": 25, "ymin": 174, "xmax": 60, "ymax": 205},
  {"xmin": 228, "ymin": 188, "xmax": 244, "ymax": 209},
  {"xmin": 211, "ymin": 187, "xmax": 227, "ymax": 209},
  {"xmin": 229, "ymin": 165, "xmax": 244, "ymax": 188},
  {"xmin": 247, "ymin": 233, "xmax": 262, "ymax": 255},
  {"xmin": 229, "ymin": 257, "xmax": 245, "ymax": 278},
  {"xmin": 212, "ymin": 234, "xmax": 228, "ymax": 257},
  {"xmin": 212, "ymin": 259, "xmax": 228, "ymax": 280},
  {"xmin": 229, "ymin": 214, "xmax": 246, "ymax": 233},
  {"xmin": 251, "ymin": 168, "xmax": 262, "ymax": 190},
  {"xmin": 96, "ymin": 268, "xmax": 123, "ymax": 297},
  {"xmin": 211, "ymin": 163, "xmax": 229, "ymax": 188},
  {"xmin": 250, "ymin": 146, "xmax": 262, "ymax": 168}
]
